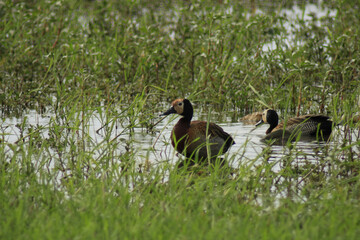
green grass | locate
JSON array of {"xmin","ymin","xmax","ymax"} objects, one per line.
[
  {"xmin": 1, "ymin": 0, "xmax": 360, "ymax": 239},
  {"xmin": 2, "ymin": 0, "xmax": 359, "ymax": 115}
]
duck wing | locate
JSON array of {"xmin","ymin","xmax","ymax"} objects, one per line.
[
  {"xmin": 187, "ymin": 121, "xmax": 235, "ymax": 152},
  {"xmin": 272, "ymin": 115, "xmax": 332, "ymax": 135}
]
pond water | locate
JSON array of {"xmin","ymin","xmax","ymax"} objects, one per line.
[{"xmin": 3, "ymin": 108, "xmax": 355, "ymax": 174}]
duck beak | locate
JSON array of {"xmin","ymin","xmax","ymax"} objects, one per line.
[
  {"xmin": 255, "ymin": 119, "xmax": 264, "ymax": 127},
  {"xmin": 160, "ymin": 106, "xmax": 176, "ymax": 116}
]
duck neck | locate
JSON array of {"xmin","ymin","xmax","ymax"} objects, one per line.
[
  {"xmin": 182, "ymin": 99, "xmax": 193, "ymax": 123},
  {"xmin": 182, "ymin": 112, "xmax": 192, "ymax": 125},
  {"xmin": 266, "ymin": 122, "xmax": 278, "ymax": 134}
]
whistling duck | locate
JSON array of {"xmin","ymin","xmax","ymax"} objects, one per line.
[
  {"xmin": 161, "ymin": 99, "xmax": 235, "ymax": 164},
  {"xmin": 240, "ymin": 111, "xmax": 263, "ymax": 124},
  {"xmin": 256, "ymin": 109, "xmax": 333, "ymax": 143}
]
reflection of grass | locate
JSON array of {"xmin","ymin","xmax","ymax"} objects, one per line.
[{"xmin": 1, "ymin": 0, "xmax": 360, "ymax": 239}]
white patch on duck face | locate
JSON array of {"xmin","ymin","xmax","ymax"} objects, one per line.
[
  {"xmin": 172, "ymin": 99, "xmax": 184, "ymax": 115},
  {"xmin": 262, "ymin": 109, "xmax": 268, "ymax": 123}
]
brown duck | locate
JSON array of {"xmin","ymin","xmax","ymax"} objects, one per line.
[{"xmin": 161, "ymin": 99, "xmax": 235, "ymax": 164}]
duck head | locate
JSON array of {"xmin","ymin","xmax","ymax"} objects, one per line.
[
  {"xmin": 161, "ymin": 99, "xmax": 193, "ymax": 120},
  {"xmin": 255, "ymin": 109, "xmax": 279, "ymax": 134}
]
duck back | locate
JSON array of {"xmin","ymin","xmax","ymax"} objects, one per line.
[{"xmin": 265, "ymin": 114, "xmax": 333, "ymax": 142}]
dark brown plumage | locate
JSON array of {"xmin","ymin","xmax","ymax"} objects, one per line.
[
  {"xmin": 161, "ymin": 99, "xmax": 234, "ymax": 165},
  {"xmin": 256, "ymin": 109, "xmax": 333, "ymax": 143}
]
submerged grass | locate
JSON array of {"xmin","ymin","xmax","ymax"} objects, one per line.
[{"xmin": 1, "ymin": 0, "xmax": 360, "ymax": 239}]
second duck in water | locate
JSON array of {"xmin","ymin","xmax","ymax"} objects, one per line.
[
  {"xmin": 240, "ymin": 111, "xmax": 263, "ymax": 124},
  {"xmin": 256, "ymin": 109, "xmax": 333, "ymax": 143},
  {"xmin": 161, "ymin": 99, "xmax": 235, "ymax": 165}
]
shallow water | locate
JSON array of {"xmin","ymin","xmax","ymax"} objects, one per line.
[
  {"xmin": 2, "ymin": 106, "xmax": 360, "ymax": 201},
  {"xmin": 2, "ymin": 109, "xmax": 354, "ymax": 171}
]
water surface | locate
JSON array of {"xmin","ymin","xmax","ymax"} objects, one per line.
[{"xmin": 2, "ymin": 109, "xmax": 348, "ymax": 170}]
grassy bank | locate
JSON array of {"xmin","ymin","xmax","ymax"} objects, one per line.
[{"xmin": 1, "ymin": 0, "xmax": 360, "ymax": 239}]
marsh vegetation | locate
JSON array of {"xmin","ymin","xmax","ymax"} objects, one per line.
[{"xmin": 1, "ymin": 0, "xmax": 360, "ymax": 239}]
